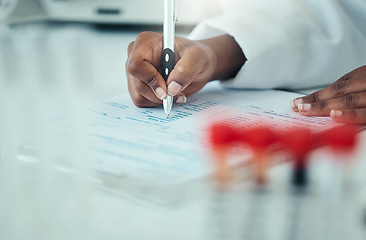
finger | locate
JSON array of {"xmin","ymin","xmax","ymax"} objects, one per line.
[
  {"xmin": 297, "ymin": 92, "xmax": 366, "ymax": 117},
  {"xmin": 167, "ymin": 47, "xmax": 208, "ymax": 96},
  {"xmin": 175, "ymin": 94, "xmax": 187, "ymax": 104},
  {"xmin": 127, "ymin": 58, "xmax": 168, "ymax": 100},
  {"xmin": 126, "ymin": 59, "xmax": 162, "ymax": 107},
  {"xmin": 291, "ymin": 67, "xmax": 366, "ymax": 111},
  {"xmin": 178, "ymin": 81, "xmax": 207, "ymax": 96},
  {"xmin": 129, "ymin": 93, "xmax": 161, "ymax": 108},
  {"xmin": 291, "ymin": 77, "xmax": 366, "ymax": 112},
  {"xmin": 127, "ymin": 41, "xmax": 135, "ymax": 56},
  {"xmin": 128, "ymin": 73, "xmax": 187, "ymax": 107},
  {"xmin": 130, "ymin": 32, "xmax": 163, "ymax": 63},
  {"xmin": 135, "ymin": 80, "xmax": 187, "ymax": 105},
  {"xmin": 330, "ymin": 108, "xmax": 366, "ymax": 124},
  {"xmin": 127, "ymin": 37, "xmax": 167, "ymax": 100},
  {"xmin": 126, "ymin": 82, "xmax": 186, "ymax": 110},
  {"xmin": 127, "ymin": 74, "xmax": 163, "ymax": 107},
  {"xmin": 346, "ymin": 65, "xmax": 366, "ymax": 79}
]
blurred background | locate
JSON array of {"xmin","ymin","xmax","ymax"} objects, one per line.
[
  {"xmin": 0, "ymin": 0, "xmax": 224, "ymax": 100},
  {"xmin": 4, "ymin": 0, "xmax": 222, "ymax": 25}
]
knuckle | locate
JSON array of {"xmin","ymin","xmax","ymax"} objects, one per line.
[
  {"xmin": 361, "ymin": 109, "xmax": 366, "ymax": 120},
  {"xmin": 192, "ymin": 47, "xmax": 205, "ymax": 57},
  {"xmin": 175, "ymin": 65, "xmax": 196, "ymax": 81},
  {"xmin": 134, "ymin": 80, "xmax": 146, "ymax": 93},
  {"xmin": 349, "ymin": 109, "xmax": 357, "ymax": 120},
  {"xmin": 340, "ymin": 72, "xmax": 352, "ymax": 81},
  {"xmin": 133, "ymin": 95, "xmax": 148, "ymax": 108},
  {"xmin": 344, "ymin": 93, "xmax": 358, "ymax": 108},
  {"xmin": 145, "ymin": 74, "xmax": 158, "ymax": 88},
  {"xmin": 137, "ymin": 31, "xmax": 158, "ymax": 41},
  {"xmin": 126, "ymin": 59, "xmax": 141, "ymax": 76},
  {"xmin": 127, "ymin": 41, "xmax": 135, "ymax": 54},
  {"xmin": 333, "ymin": 80, "xmax": 348, "ymax": 96},
  {"xmin": 137, "ymin": 31, "xmax": 149, "ymax": 39},
  {"xmin": 311, "ymin": 92, "xmax": 319, "ymax": 102},
  {"xmin": 318, "ymin": 101, "xmax": 327, "ymax": 110}
]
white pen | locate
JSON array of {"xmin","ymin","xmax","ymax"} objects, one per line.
[{"xmin": 162, "ymin": 0, "xmax": 177, "ymax": 119}]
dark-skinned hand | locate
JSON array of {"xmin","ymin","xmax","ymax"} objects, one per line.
[
  {"xmin": 126, "ymin": 31, "xmax": 245, "ymax": 108},
  {"xmin": 291, "ymin": 65, "xmax": 366, "ymax": 124}
]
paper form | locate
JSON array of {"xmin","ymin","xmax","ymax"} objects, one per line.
[{"xmin": 61, "ymin": 83, "xmax": 337, "ymax": 186}]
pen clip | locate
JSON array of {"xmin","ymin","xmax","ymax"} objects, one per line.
[{"xmin": 174, "ymin": 0, "xmax": 179, "ymax": 22}]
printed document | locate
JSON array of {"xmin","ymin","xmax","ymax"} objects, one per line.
[{"xmin": 57, "ymin": 83, "xmax": 337, "ymax": 185}]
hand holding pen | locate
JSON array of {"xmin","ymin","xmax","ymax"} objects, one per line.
[{"xmin": 126, "ymin": 10, "xmax": 246, "ymax": 110}]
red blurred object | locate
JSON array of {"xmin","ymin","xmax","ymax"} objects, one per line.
[
  {"xmin": 208, "ymin": 123, "xmax": 238, "ymax": 183},
  {"xmin": 281, "ymin": 128, "xmax": 314, "ymax": 163},
  {"xmin": 209, "ymin": 123, "xmax": 238, "ymax": 147},
  {"xmin": 243, "ymin": 126, "xmax": 277, "ymax": 151},
  {"xmin": 322, "ymin": 125, "xmax": 359, "ymax": 153},
  {"xmin": 241, "ymin": 126, "xmax": 277, "ymax": 185},
  {"xmin": 281, "ymin": 128, "xmax": 314, "ymax": 187},
  {"xmin": 207, "ymin": 122, "xmax": 360, "ymax": 185}
]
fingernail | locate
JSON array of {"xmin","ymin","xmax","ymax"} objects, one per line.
[
  {"xmin": 155, "ymin": 87, "xmax": 167, "ymax": 100},
  {"xmin": 290, "ymin": 100, "xmax": 295, "ymax": 109},
  {"xmin": 293, "ymin": 98, "xmax": 303, "ymax": 109},
  {"xmin": 298, "ymin": 103, "xmax": 311, "ymax": 111},
  {"xmin": 330, "ymin": 110, "xmax": 342, "ymax": 118},
  {"xmin": 176, "ymin": 95, "xmax": 187, "ymax": 104},
  {"xmin": 167, "ymin": 81, "xmax": 182, "ymax": 96}
]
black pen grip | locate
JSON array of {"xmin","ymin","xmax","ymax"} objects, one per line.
[{"xmin": 162, "ymin": 48, "xmax": 175, "ymax": 82}]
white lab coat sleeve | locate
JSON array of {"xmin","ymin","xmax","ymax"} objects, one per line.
[{"xmin": 188, "ymin": 0, "xmax": 366, "ymax": 90}]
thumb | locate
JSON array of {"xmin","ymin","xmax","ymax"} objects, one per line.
[{"xmin": 167, "ymin": 47, "xmax": 207, "ymax": 96}]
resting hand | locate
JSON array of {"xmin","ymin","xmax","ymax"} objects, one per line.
[{"xmin": 291, "ymin": 65, "xmax": 366, "ymax": 124}]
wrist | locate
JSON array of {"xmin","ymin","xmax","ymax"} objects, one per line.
[{"xmin": 199, "ymin": 35, "xmax": 246, "ymax": 81}]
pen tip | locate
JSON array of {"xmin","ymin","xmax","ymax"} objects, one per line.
[{"xmin": 166, "ymin": 114, "xmax": 170, "ymax": 119}]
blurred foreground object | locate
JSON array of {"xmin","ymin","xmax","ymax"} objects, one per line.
[
  {"xmin": 207, "ymin": 123, "xmax": 366, "ymax": 240},
  {"xmin": 208, "ymin": 123, "xmax": 360, "ymax": 185}
]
